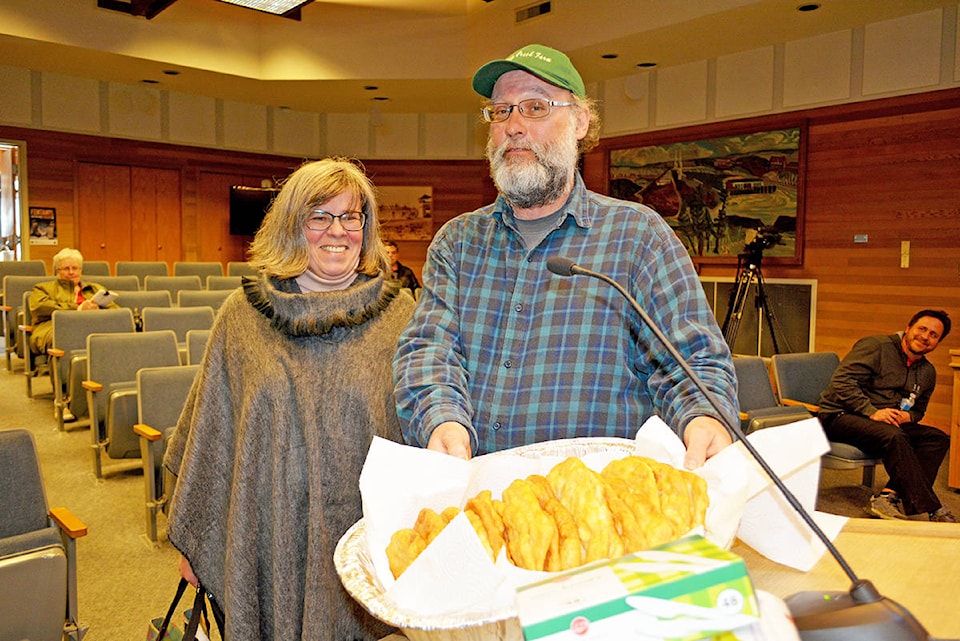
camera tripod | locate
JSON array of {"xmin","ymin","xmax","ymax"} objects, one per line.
[{"xmin": 721, "ymin": 248, "xmax": 792, "ymax": 354}]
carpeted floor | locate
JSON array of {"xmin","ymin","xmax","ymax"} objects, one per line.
[{"xmin": 1, "ymin": 355, "xmax": 957, "ymax": 640}]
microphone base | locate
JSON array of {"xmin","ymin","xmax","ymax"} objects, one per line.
[{"xmin": 786, "ymin": 590, "xmax": 929, "ymax": 641}]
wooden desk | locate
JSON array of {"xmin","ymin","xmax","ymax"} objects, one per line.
[
  {"xmin": 381, "ymin": 518, "xmax": 959, "ymax": 641},
  {"xmin": 732, "ymin": 518, "xmax": 960, "ymax": 639}
]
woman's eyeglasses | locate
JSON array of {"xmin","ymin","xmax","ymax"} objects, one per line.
[{"xmin": 305, "ymin": 210, "xmax": 366, "ymax": 232}]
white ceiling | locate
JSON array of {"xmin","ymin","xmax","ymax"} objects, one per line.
[{"xmin": 0, "ymin": 0, "xmax": 952, "ymax": 114}]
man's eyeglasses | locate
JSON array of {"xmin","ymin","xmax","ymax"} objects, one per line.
[
  {"xmin": 305, "ymin": 209, "xmax": 366, "ymax": 232},
  {"xmin": 481, "ymin": 98, "xmax": 573, "ymax": 123}
]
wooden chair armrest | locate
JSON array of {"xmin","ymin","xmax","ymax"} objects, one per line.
[
  {"xmin": 134, "ymin": 423, "xmax": 162, "ymax": 440},
  {"xmin": 48, "ymin": 347, "xmax": 65, "ymax": 358},
  {"xmin": 739, "ymin": 411, "xmax": 749, "ymax": 420},
  {"xmin": 781, "ymin": 398, "xmax": 820, "ymax": 413},
  {"xmin": 82, "ymin": 380, "xmax": 103, "ymax": 392},
  {"xmin": 18, "ymin": 323, "xmax": 33, "ymax": 333},
  {"xmin": 0, "ymin": 304, "xmax": 11, "ymax": 313},
  {"xmin": 50, "ymin": 507, "xmax": 88, "ymax": 539}
]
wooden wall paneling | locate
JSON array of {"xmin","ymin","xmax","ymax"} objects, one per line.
[
  {"xmin": 196, "ymin": 171, "xmax": 251, "ymax": 265},
  {"xmin": 78, "ymin": 162, "xmax": 132, "ymax": 263},
  {"xmin": 180, "ymin": 167, "xmax": 200, "ymax": 261},
  {"xmin": 155, "ymin": 168, "xmax": 182, "ymax": 266},
  {"xmin": 130, "ymin": 167, "xmax": 159, "ymax": 262}
]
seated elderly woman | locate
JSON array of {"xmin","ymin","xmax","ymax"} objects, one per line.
[{"xmin": 28, "ymin": 247, "xmax": 118, "ymax": 356}]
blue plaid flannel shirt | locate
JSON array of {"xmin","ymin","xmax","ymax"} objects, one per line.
[{"xmin": 394, "ymin": 175, "xmax": 738, "ymax": 455}]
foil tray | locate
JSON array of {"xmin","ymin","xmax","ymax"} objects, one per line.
[{"xmin": 334, "ymin": 437, "xmax": 640, "ymax": 641}]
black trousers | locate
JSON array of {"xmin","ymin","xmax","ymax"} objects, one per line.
[{"xmin": 821, "ymin": 412, "xmax": 949, "ymax": 515}]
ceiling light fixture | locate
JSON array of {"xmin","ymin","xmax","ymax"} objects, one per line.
[
  {"xmin": 215, "ymin": 0, "xmax": 312, "ymax": 16},
  {"xmin": 797, "ymin": 3, "xmax": 821, "ymax": 11}
]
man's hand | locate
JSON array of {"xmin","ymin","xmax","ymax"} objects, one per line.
[
  {"xmin": 682, "ymin": 416, "xmax": 733, "ymax": 470},
  {"xmin": 871, "ymin": 408, "xmax": 906, "ymax": 426},
  {"xmin": 78, "ymin": 299, "xmax": 99, "ymax": 311},
  {"xmin": 426, "ymin": 421, "xmax": 472, "ymax": 460}
]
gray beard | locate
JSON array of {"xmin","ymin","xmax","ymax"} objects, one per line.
[{"xmin": 487, "ymin": 130, "xmax": 578, "ymax": 210}]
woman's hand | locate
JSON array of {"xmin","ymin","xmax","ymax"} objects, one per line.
[{"xmin": 179, "ymin": 555, "xmax": 199, "ymax": 587}]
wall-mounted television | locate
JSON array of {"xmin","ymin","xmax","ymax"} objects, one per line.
[{"xmin": 229, "ymin": 185, "xmax": 279, "ymax": 236}]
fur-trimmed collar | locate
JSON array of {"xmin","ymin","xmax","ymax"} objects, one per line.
[{"xmin": 243, "ymin": 272, "xmax": 402, "ymax": 338}]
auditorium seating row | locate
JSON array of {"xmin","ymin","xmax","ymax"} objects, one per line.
[{"xmin": 0, "ymin": 259, "xmax": 256, "ymax": 295}]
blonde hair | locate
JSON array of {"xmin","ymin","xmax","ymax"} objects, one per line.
[
  {"xmin": 247, "ymin": 158, "xmax": 388, "ymax": 279},
  {"xmin": 52, "ymin": 248, "xmax": 84, "ymax": 272}
]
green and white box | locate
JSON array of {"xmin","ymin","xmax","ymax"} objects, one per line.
[{"xmin": 515, "ymin": 535, "xmax": 760, "ymax": 641}]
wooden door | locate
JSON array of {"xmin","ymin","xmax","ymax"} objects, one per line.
[
  {"xmin": 131, "ymin": 167, "xmax": 181, "ymax": 266},
  {"xmin": 78, "ymin": 162, "xmax": 132, "ymax": 263}
]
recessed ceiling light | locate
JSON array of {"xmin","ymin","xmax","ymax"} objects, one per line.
[
  {"xmin": 601, "ymin": 53, "xmax": 618, "ymax": 60},
  {"xmin": 636, "ymin": 62, "xmax": 657, "ymax": 68},
  {"xmin": 363, "ymin": 85, "xmax": 379, "ymax": 91},
  {"xmin": 141, "ymin": 79, "xmax": 160, "ymax": 84},
  {"xmin": 797, "ymin": 3, "xmax": 820, "ymax": 11},
  {"xmin": 372, "ymin": 96, "xmax": 389, "ymax": 102},
  {"xmin": 163, "ymin": 70, "xmax": 180, "ymax": 76}
]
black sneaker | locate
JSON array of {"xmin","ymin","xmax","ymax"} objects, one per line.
[{"xmin": 869, "ymin": 492, "xmax": 906, "ymax": 520}]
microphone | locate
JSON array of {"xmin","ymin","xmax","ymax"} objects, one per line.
[{"xmin": 546, "ymin": 255, "xmax": 930, "ymax": 641}]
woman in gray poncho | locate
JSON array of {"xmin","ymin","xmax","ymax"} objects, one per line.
[{"xmin": 164, "ymin": 158, "xmax": 415, "ymax": 640}]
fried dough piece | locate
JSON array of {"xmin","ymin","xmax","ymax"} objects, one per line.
[
  {"xmin": 413, "ymin": 507, "xmax": 452, "ymax": 546},
  {"xmin": 464, "ymin": 510, "xmax": 496, "ymax": 560},
  {"xmin": 602, "ymin": 475, "xmax": 677, "ymax": 550},
  {"xmin": 526, "ymin": 474, "xmax": 582, "ymax": 571},
  {"xmin": 638, "ymin": 457, "xmax": 709, "ymax": 534},
  {"xmin": 602, "ymin": 477, "xmax": 649, "ymax": 551},
  {"xmin": 685, "ymin": 471, "xmax": 710, "ymax": 528},
  {"xmin": 601, "ymin": 456, "xmax": 679, "ymax": 547},
  {"xmin": 547, "ymin": 458, "xmax": 624, "ymax": 563},
  {"xmin": 646, "ymin": 458, "xmax": 695, "ymax": 532},
  {"xmin": 386, "ymin": 528, "xmax": 427, "ymax": 579},
  {"xmin": 501, "ymin": 478, "xmax": 558, "ymax": 571},
  {"xmin": 441, "ymin": 506, "xmax": 461, "ymax": 523},
  {"xmin": 601, "ymin": 456, "xmax": 662, "ymax": 512},
  {"xmin": 465, "ymin": 490, "xmax": 506, "ymax": 559}
]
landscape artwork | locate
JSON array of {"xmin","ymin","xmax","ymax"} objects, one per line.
[
  {"xmin": 609, "ymin": 127, "xmax": 802, "ymax": 263},
  {"xmin": 378, "ymin": 186, "xmax": 433, "ymax": 241}
]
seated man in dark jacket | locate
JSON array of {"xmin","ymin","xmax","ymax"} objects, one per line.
[{"xmin": 818, "ymin": 309, "xmax": 954, "ymax": 522}]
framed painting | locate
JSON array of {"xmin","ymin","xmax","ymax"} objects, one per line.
[
  {"xmin": 607, "ymin": 124, "xmax": 805, "ymax": 265},
  {"xmin": 378, "ymin": 186, "xmax": 433, "ymax": 241}
]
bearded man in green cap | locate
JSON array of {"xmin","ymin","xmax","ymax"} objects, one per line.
[{"xmin": 395, "ymin": 44, "xmax": 738, "ymax": 469}]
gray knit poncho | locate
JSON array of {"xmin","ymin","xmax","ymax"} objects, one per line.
[{"xmin": 164, "ymin": 272, "xmax": 415, "ymax": 640}]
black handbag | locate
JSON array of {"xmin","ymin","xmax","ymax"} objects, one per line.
[{"xmin": 151, "ymin": 577, "xmax": 225, "ymax": 641}]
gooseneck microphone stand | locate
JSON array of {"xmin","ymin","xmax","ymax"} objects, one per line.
[{"xmin": 546, "ymin": 255, "xmax": 931, "ymax": 641}]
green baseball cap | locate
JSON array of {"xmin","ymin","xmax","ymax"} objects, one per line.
[{"xmin": 472, "ymin": 43, "xmax": 586, "ymax": 99}]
